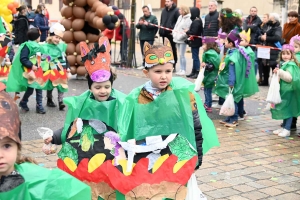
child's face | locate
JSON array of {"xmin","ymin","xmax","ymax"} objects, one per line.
[
  {"xmin": 225, "ymin": 38, "xmax": 233, "ymax": 49},
  {"xmin": 282, "ymin": 50, "xmax": 292, "ymax": 62},
  {"xmin": 52, "ymin": 35, "xmax": 61, "ymax": 45},
  {"xmin": 202, "ymin": 43, "xmax": 207, "ymax": 51},
  {"xmin": 294, "ymin": 43, "xmax": 300, "ymax": 53},
  {"xmin": 143, "ymin": 63, "xmax": 173, "ymax": 89},
  {"xmin": 35, "ymin": 37, "xmax": 40, "ymax": 43},
  {"xmin": 0, "ymin": 137, "xmax": 18, "ymax": 177},
  {"xmin": 90, "ymin": 80, "xmax": 112, "ymax": 102},
  {"xmin": 239, "ymin": 38, "xmax": 249, "ymax": 47}
]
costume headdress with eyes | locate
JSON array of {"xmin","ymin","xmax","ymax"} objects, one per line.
[
  {"xmin": 143, "ymin": 38, "xmax": 175, "ymax": 68},
  {"xmin": 80, "ymin": 36, "xmax": 111, "ymax": 82}
]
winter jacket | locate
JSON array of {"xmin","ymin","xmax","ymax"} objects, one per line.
[
  {"xmin": 113, "ymin": 9, "xmax": 130, "ymax": 41},
  {"xmin": 137, "ymin": 86, "xmax": 203, "ymax": 169},
  {"xmin": 136, "ymin": 14, "xmax": 158, "ymax": 41},
  {"xmin": 20, "ymin": 45, "xmax": 33, "ymax": 68},
  {"xmin": 159, "ymin": 4, "xmax": 180, "ymax": 37},
  {"xmin": 27, "ymin": 11, "xmax": 35, "ymax": 26},
  {"xmin": 186, "ymin": 7, "xmax": 203, "ymax": 48},
  {"xmin": 14, "ymin": 15, "xmax": 29, "ymax": 45},
  {"xmin": 173, "ymin": 14, "xmax": 192, "ymax": 43},
  {"xmin": 34, "ymin": 14, "xmax": 49, "ymax": 42},
  {"xmin": 259, "ymin": 21, "xmax": 282, "ymax": 66},
  {"xmin": 282, "ymin": 20, "xmax": 300, "ymax": 44},
  {"xmin": 203, "ymin": 10, "xmax": 219, "ymax": 37},
  {"xmin": 243, "ymin": 15, "xmax": 262, "ymax": 45}
]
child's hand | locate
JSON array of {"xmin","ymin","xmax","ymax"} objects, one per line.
[
  {"xmin": 201, "ymin": 63, "xmax": 206, "ymax": 68},
  {"xmin": 273, "ymin": 68, "xmax": 279, "ymax": 74},
  {"xmin": 32, "ymin": 65, "xmax": 38, "ymax": 71},
  {"xmin": 44, "ymin": 137, "xmax": 53, "ymax": 144}
]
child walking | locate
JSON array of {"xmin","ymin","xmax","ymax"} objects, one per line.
[
  {"xmin": 272, "ymin": 44, "xmax": 300, "ymax": 137},
  {"xmin": 201, "ymin": 37, "xmax": 220, "ymax": 113},
  {"xmin": 0, "ymin": 82, "xmax": 90, "ymax": 199}
]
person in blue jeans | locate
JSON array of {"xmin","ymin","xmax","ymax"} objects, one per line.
[{"xmin": 185, "ymin": 7, "xmax": 203, "ymax": 79}]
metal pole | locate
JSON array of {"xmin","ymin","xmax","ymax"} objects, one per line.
[{"xmin": 126, "ymin": 0, "xmax": 136, "ymax": 68}]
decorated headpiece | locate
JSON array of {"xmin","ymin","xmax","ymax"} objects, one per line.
[
  {"xmin": 239, "ymin": 29, "xmax": 251, "ymax": 43},
  {"xmin": 282, "ymin": 44, "xmax": 295, "ymax": 52},
  {"xmin": 289, "ymin": 34, "xmax": 300, "ymax": 47},
  {"xmin": 80, "ymin": 36, "xmax": 111, "ymax": 82},
  {"xmin": 218, "ymin": 28, "xmax": 227, "ymax": 39},
  {"xmin": 227, "ymin": 28, "xmax": 242, "ymax": 44},
  {"xmin": 202, "ymin": 37, "xmax": 216, "ymax": 44},
  {"xmin": 0, "ymin": 83, "xmax": 21, "ymax": 144},
  {"xmin": 220, "ymin": 9, "xmax": 241, "ymax": 18},
  {"xmin": 49, "ymin": 22, "xmax": 65, "ymax": 38},
  {"xmin": 144, "ymin": 38, "xmax": 175, "ymax": 68}
]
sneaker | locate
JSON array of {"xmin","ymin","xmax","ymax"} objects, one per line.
[
  {"xmin": 273, "ymin": 128, "xmax": 283, "ymax": 135},
  {"xmin": 137, "ymin": 66, "xmax": 144, "ymax": 70},
  {"xmin": 176, "ymin": 70, "xmax": 186, "ymax": 76},
  {"xmin": 19, "ymin": 101, "xmax": 29, "ymax": 112},
  {"xmin": 238, "ymin": 115, "xmax": 245, "ymax": 121},
  {"xmin": 36, "ymin": 108, "xmax": 46, "ymax": 114},
  {"xmin": 47, "ymin": 99, "xmax": 56, "ymax": 107},
  {"xmin": 291, "ymin": 126, "xmax": 297, "ymax": 131},
  {"xmin": 212, "ymin": 103, "xmax": 222, "ymax": 109},
  {"xmin": 212, "ymin": 94, "xmax": 219, "ymax": 101},
  {"xmin": 59, "ymin": 102, "xmax": 65, "ymax": 111},
  {"xmin": 243, "ymin": 110, "xmax": 247, "ymax": 116},
  {"xmin": 278, "ymin": 129, "xmax": 290, "ymax": 137},
  {"xmin": 219, "ymin": 119, "xmax": 229, "ymax": 124},
  {"xmin": 205, "ymin": 107, "xmax": 212, "ymax": 113},
  {"xmin": 204, "ymin": 104, "xmax": 208, "ymax": 109},
  {"xmin": 224, "ymin": 121, "xmax": 239, "ymax": 127},
  {"xmin": 175, "ymin": 70, "xmax": 182, "ymax": 75}
]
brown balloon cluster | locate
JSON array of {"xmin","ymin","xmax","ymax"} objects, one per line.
[{"xmin": 60, "ymin": 0, "xmax": 120, "ymax": 76}]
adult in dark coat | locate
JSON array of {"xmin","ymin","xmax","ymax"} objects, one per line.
[
  {"xmin": 34, "ymin": 5, "xmax": 49, "ymax": 42},
  {"xmin": 185, "ymin": 7, "xmax": 203, "ymax": 79},
  {"xmin": 203, "ymin": 0, "xmax": 219, "ymax": 37},
  {"xmin": 258, "ymin": 13, "xmax": 282, "ymax": 86},
  {"xmin": 243, "ymin": 7, "xmax": 262, "ymax": 46},
  {"xmin": 14, "ymin": 6, "xmax": 29, "ymax": 45},
  {"xmin": 159, "ymin": 0, "xmax": 180, "ymax": 71}
]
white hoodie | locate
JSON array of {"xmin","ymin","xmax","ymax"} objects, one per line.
[{"xmin": 173, "ymin": 14, "xmax": 192, "ymax": 43}]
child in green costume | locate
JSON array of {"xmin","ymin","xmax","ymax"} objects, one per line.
[
  {"xmin": 201, "ymin": 37, "xmax": 220, "ymax": 113},
  {"xmin": 0, "ymin": 82, "xmax": 91, "ymax": 199},
  {"xmin": 272, "ymin": 44, "xmax": 300, "ymax": 137}
]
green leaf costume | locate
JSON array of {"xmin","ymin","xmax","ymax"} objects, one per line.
[
  {"xmin": 271, "ymin": 61, "xmax": 300, "ymax": 119},
  {"xmin": 118, "ymin": 77, "xmax": 219, "ymax": 154},
  {"xmin": 0, "ymin": 163, "xmax": 91, "ymax": 200},
  {"xmin": 202, "ymin": 49, "xmax": 220, "ymax": 88},
  {"xmin": 214, "ymin": 48, "xmax": 258, "ymax": 103},
  {"xmin": 296, "ymin": 52, "xmax": 300, "ymax": 63}
]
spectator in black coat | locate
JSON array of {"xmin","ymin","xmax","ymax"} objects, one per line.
[
  {"xmin": 159, "ymin": 0, "xmax": 180, "ymax": 71},
  {"xmin": 14, "ymin": 6, "xmax": 29, "ymax": 45},
  {"xmin": 203, "ymin": 0, "xmax": 219, "ymax": 37},
  {"xmin": 185, "ymin": 7, "xmax": 203, "ymax": 79},
  {"xmin": 243, "ymin": 7, "xmax": 262, "ymax": 46}
]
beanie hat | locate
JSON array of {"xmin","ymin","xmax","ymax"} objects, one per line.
[
  {"xmin": 27, "ymin": 28, "xmax": 41, "ymax": 41},
  {"xmin": 0, "ymin": 82, "xmax": 21, "ymax": 144}
]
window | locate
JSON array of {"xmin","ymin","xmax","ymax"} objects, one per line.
[
  {"xmin": 45, "ymin": 0, "xmax": 52, "ymax": 4},
  {"xmin": 160, "ymin": 0, "xmax": 177, "ymax": 8},
  {"xmin": 117, "ymin": 0, "xmax": 130, "ymax": 10}
]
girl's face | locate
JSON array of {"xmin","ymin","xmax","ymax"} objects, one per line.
[
  {"xmin": 90, "ymin": 80, "xmax": 112, "ymax": 102},
  {"xmin": 143, "ymin": 63, "xmax": 173, "ymax": 90},
  {"xmin": 0, "ymin": 137, "xmax": 18, "ymax": 177},
  {"xmin": 288, "ymin": 15, "xmax": 298, "ymax": 22},
  {"xmin": 294, "ymin": 43, "xmax": 300, "ymax": 53},
  {"xmin": 202, "ymin": 43, "xmax": 207, "ymax": 51},
  {"xmin": 51, "ymin": 35, "xmax": 61, "ymax": 45},
  {"xmin": 263, "ymin": 15, "xmax": 269, "ymax": 23},
  {"xmin": 282, "ymin": 50, "xmax": 292, "ymax": 62}
]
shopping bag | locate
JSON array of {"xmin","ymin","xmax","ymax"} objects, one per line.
[
  {"xmin": 186, "ymin": 173, "xmax": 207, "ymax": 200},
  {"xmin": 219, "ymin": 88, "xmax": 235, "ymax": 116},
  {"xmin": 194, "ymin": 66, "xmax": 205, "ymax": 92},
  {"xmin": 266, "ymin": 73, "xmax": 281, "ymax": 104},
  {"xmin": 37, "ymin": 127, "xmax": 57, "ymax": 155}
]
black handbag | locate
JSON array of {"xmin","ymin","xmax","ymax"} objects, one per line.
[{"xmin": 205, "ymin": 62, "xmax": 215, "ymax": 72}]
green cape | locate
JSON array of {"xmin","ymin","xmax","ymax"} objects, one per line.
[
  {"xmin": 61, "ymin": 89, "xmax": 126, "ymax": 143},
  {"xmin": 6, "ymin": 41, "xmax": 46, "ymax": 92},
  {"xmin": 0, "ymin": 162, "xmax": 91, "ymax": 200},
  {"xmin": 296, "ymin": 52, "xmax": 300, "ymax": 63},
  {"xmin": 243, "ymin": 46, "xmax": 259, "ymax": 96},
  {"xmin": 118, "ymin": 77, "xmax": 219, "ymax": 154},
  {"xmin": 271, "ymin": 61, "xmax": 300, "ymax": 119},
  {"xmin": 202, "ymin": 49, "xmax": 220, "ymax": 88},
  {"xmin": 214, "ymin": 48, "xmax": 257, "ymax": 103}
]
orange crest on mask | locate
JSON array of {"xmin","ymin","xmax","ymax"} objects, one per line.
[{"xmin": 80, "ymin": 36, "xmax": 111, "ymax": 82}]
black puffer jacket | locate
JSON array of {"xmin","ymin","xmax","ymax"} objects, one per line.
[
  {"xmin": 243, "ymin": 15, "xmax": 262, "ymax": 45},
  {"xmin": 203, "ymin": 10, "xmax": 219, "ymax": 37},
  {"xmin": 186, "ymin": 7, "xmax": 203, "ymax": 48},
  {"xmin": 159, "ymin": 4, "xmax": 180, "ymax": 37},
  {"xmin": 259, "ymin": 21, "xmax": 282, "ymax": 66},
  {"xmin": 14, "ymin": 15, "xmax": 29, "ymax": 45}
]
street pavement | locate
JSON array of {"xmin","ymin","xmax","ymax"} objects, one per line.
[{"xmin": 15, "ymin": 42, "xmax": 300, "ymax": 199}]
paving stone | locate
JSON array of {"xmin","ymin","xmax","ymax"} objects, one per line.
[
  {"xmin": 267, "ymin": 193, "xmax": 300, "ymax": 200},
  {"xmin": 259, "ymin": 187, "xmax": 284, "ymax": 196},
  {"xmin": 242, "ymin": 191, "xmax": 269, "ymax": 200},
  {"xmin": 233, "ymin": 184, "xmax": 256, "ymax": 192},
  {"xmin": 274, "ymin": 184, "xmax": 300, "ymax": 192},
  {"xmin": 205, "ymin": 188, "xmax": 240, "ymax": 198},
  {"xmin": 255, "ymin": 180, "xmax": 279, "ymax": 187},
  {"xmin": 227, "ymin": 195, "xmax": 250, "ymax": 200},
  {"xmin": 198, "ymin": 183, "xmax": 216, "ymax": 192}
]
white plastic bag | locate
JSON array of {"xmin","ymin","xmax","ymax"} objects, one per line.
[
  {"xmin": 37, "ymin": 127, "xmax": 57, "ymax": 155},
  {"xmin": 219, "ymin": 88, "xmax": 235, "ymax": 116},
  {"xmin": 186, "ymin": 173, "xmax": 207, "ymax": 200},
  {"xmin": 266, "ymin": 73, "xmax": 281, "ymax": 104},
  {"xmin": 194, "ymin": 67, "xmax": 205, "ymax": 92}
]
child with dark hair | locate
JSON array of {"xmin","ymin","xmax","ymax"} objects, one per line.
[
  {"xmin": 201, "ymin": 37, "xmax": 220, "ymax": 113},
  {"xmin": 219, "ymin": 8, "xmax": 243, "ymax": 34},
  {"xmin": 0, "ymin": 82, "xmax": 91, "ymax": 199}
]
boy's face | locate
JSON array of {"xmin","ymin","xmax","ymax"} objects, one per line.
[
  {"xmin": 143, "ymin": 63, "xmax": 173, "ymax": 90},
  {"xmin": 0, "ymin": 137, "xmax": 18, "ymax": 177},
  {"xmin": 90, "ymin": 80, "xmax": 112, "ymax": 102},
  {"xmin": 239, "ymin": 38, "xmax": 249, "ymax": 47},
  {"xmin": 52, "ymin": 35, "xmax": 61, "ymax": 45},
  {"xmin": 225, "ymin": 38, "xmax": 233, "ymax": 48},
  {"xmin": 294, "ymin": 43, "xmax": 300, "ymax": 53},
  {"xmin": 36, "ymin": 36, "xmax": 40, "ymax": 43}
]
